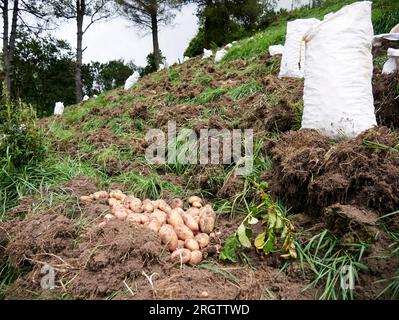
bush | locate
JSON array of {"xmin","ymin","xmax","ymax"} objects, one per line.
[{"xmin": 0, "ymin": 87, "xmax": 45, "ymax": 170}]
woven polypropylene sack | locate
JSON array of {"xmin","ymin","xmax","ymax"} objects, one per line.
[
  {"xmin": 124, "ymin": 71, "xmax": 140, "ymax": 91},
  {"xmin": 279, "ymin": 18, "xmax": 320, "ymax": 78},
  {"xmin": 301, "ymin": 1, "xmax": 377, "ymax": 138},
  {"xmin": 54, "ymin": 102, "xmax": 64, "ymax": 116}
]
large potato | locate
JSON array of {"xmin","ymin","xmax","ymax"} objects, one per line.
[
  {"xmin": 192, "ymin": 201, "xmax": 203, "ymax": 209},
  {"xmin": 113, "ymin": 207, "xmax": 128, "ymax": 221},
  {"xmin": 182, "ymin": 213, "xmax": 199, "ymax": 233},
  {"xmin": 174, "ymin": 224, "xmax": 194, "ymax": 241},
  {"xmin": 195, "ymin": 233, "xmax": 210, "ymax": 249},
  {"xmin": 199, "ymin": 215, "xmax": 215, "ymax": 234},
  {"xmin": 147, "ymin": 219, "xmax": 161, "ymax": 233},
  {"xmin": 80, "ymin": 196, "xmax": 93, "ymax": 204},
  {"xmin": 158, "ymin": 200, "xmax": 172, "ymax": 214},
  {"xmin": 110, "ymin": 190, "xmax": 126, "ymax": 201},
  {"xmin": 171, "ymin": 249, "xmax": 191, "ymax": 264},
  {"xmin": 142, "ymin": 199, "xmax": 152, "ymax": 206},
  {"xmin": 170, "ymin": 198, "xmax": 184, "ymax": 209},
  {"xmin": 108, "ymin": 198, "xmax": 119, "ymax": 207},
  {"xmin": 143, "ymin": 202, "xmax": 154, "ymax": 213},
  {"xmin": 189, "ymin": 250, "xmax": 203, "ymax": 265},
  {"xmin": 200, "ymin": 205, "xmax": 216, "ymax": 219},
  {"xmin": 92, "ymin": 191, "xmax": 109, "ymax": 200},
  {"xmin": 126, "ymin": 213, "xmax": 142, "ymax": 224},
  {"xmin": 159, "ymin": 225, "xmax": 178, "ymax": 251},
  {"xmin": 187, "ymin": 207, "xmax": 200, "ymax": 217},
  {"xmin": 167, "ymin": 209, "xmax": 184, "ymax": 227},
  {"xmin": 185, "ymin": 238, "xmax": 199, "ymax": 251},
  {"xmin": 151, "ymin": 210, "xmax": 167, "ymax": 225}
]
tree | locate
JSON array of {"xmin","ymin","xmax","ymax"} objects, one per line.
[
  {"xmin": 1, "ymin": 0, "xmax": 51, "ymax": 100},
  {"xmin": 140, "ymin": 51, "xmax": 166, "ymax": 76},
  {"xmin": 50, "ymin": 0, "xmax": 114, "ymax": 102},
  {"xmin": 116, "ymin": 0, "xmax": 181, "ymax": 70}
]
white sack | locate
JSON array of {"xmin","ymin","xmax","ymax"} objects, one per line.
[
  {"xmin": 269, "ymin": 44, "xmax": 284, "ymax": 56},
  {"xmin": 301, "ymin": 1, "xmax": 376, "ymax": 139},
  {"xmin": 390, "ymin": 23, "xmax": 399, "ymax": 33},
  {"xmin": 82, "ymin": 95, "xmax": 90, "ymax": 102},
  {"xmin": 279, "ymin": 18, "xmax": 320, "ymax": 78},
  {"xmin": 124, "ymin": 71, "xmax": 140, "ymax": 91},
  {"xmin": 225, "ymin": 43, "xmax": 233, "ymax": 49},
  {"xmin": 215, "ymin": 48, "xmax": 227, "ymax": 62},
  {"xmin": 183, "ymin": 56, "xmax": 190, "ymax": 62},
  {"xmin": 202, "ymin": 49, "xmax": 213, "ymax": 59},
  {"xmin": 54, "ymin": 102, "xmax": 64, "ymax": 116},
  {"xmin": 382, "ymin": 48, "xmax": 399, "ymax": 74}
]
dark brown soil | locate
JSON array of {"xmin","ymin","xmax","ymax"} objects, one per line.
[{"xmin": 264, "ymin": 127, "xmax": 399, "ymax": 217}]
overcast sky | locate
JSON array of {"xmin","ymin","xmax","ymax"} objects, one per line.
[{"xmin": 53, "ymin": 0, "xmax": 307, "ymax": 67}]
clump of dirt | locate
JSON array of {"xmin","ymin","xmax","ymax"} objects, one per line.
[
  {"xmin": 62, "ymin": 176, "xmax": 99, "ymax": 197},
  {"xmin": 216, "ymin": 176, "xmax": 245, "ymax": 199},
  {"xmin": 324, "ymin": 204, "xmax": 379, "ymax": 242},
  {"xmin": 373, "ymin": 70, "xmax": 399, "ymax": 128},
  {"xmin": 264, "ymin": 127, "xmax": 399, "ymax": 216}
]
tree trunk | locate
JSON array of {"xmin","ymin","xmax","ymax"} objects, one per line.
[
  {"xmin": 203, "ymin": 0, "xmax": 213, "ymax": 49},
  {"xmin": 2, "ymin": 0, "xmax": 10, "ymax": 99},
  {"xmin": 75, "ymin": 0, "xmax": 84, "ymax": 102},
  {"xmin": 8, "ymin": 0, "xmax": 19, "ymax": 99},
  {"xmin": 151, "ymin": 12, "xmax": 160, "ymax": 70}
]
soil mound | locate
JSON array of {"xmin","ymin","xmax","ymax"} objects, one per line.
[{"xmin": 264, "ymin": 127, "xmax": 399, "ymax": 216}]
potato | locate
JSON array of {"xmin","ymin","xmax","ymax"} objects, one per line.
[
  {"xmin": 158, "ymin": 200, "xmax": 172, "ymax": 214},
  {"xmin": 98, "ymin": 221, "xmax": 107, "ymax": 228},
  {"xmin": 199, "ymin": 215, "xmax": 215, "ymax": 234},
  {"xmin": 140, "ymin": 214, "xmax": 150, "ymax": 224},
  {"xmin": 194, "ymin": 216, "xmax": 200, "ymax": 224},
  {"xmin": 143, "ymin": 202, "xmax": 154, "ymax": 213},
  {"xmin": 152, "ymin": 200, "xmax": 160, "ymax": 209},
  {"xmin": 114, "ymin": 208, "xmax": 128, "ymax": 221},
  {"xmin": 185, "ymin": 238, "xmax": 200, "ymax": 251},
  {"xmin": 177, "ymin": 240, "xmax": 185, "ymax": 249},
  {"xmin": 200, "ymin": 205, "xmax": 216, "ymax": 219},
  {"xmin": 195, "ymin": 233, "xmax": 210, "ymax": 249},
  {"xmin": 192, "ymin": 201, "xmax": 203, "ymax": 208},
  {"xmin": 187, "ymin": 207, "xmax": 200, "ymax": 217},
  {"xmin": 126, "ymin": 213, "xmax": 142, "ymax": 224},
  {"xmin": 159, "ymin": 225, "xmax": 178, "ymax": 251},
  {"xmin": 92, "ymin": 191, "xmax": 109, "ymax": 200},
  {"xmin": 147, "ymin": 219, "xmax": 161, "ymax": 233},
  {"xmin": 182, "ymin": 213, "xmax": 199, "ymax": 233},
  {"xmin": 170, "ymin": 198, "xmax": 184, "ymax": 209},
  {"xmin": 108, "ymin": 198, "xmax": 119, "ymax": 207},
  {"xmin": 104, "ymin": 214, "xmax": 115, "ymax": 222},
  {"xmin": 110, "ymin": 190, "xmax": 126, "ymax": 201},
  {"xmin": 142, "ymin": 199, "xmax": 152, "ymax": 206},
  {"xmin": 175, "ymin": 224, "xmax": 194, "ymax": 241},
  {"xmin": 171, "ymin": 249, "xmax": 191, "ymax": 264},
  {"xmin": 189, "ymin": 250, "xmax": 203, "ymax": 265},
  {"xmin": 167, "ymin": 209, "xmax": 184, "ymax": 228},
  {"xmin": 188, "ymin": 196, "xmax": 204, "ymax": 206},
  {"xmin": 123, "ymin": 195, "xmax": 135, "ymax": 207},
  {"xmin": 174, "ymin": 208, "xmax": 185, "ymax": 216},
  {"xmin": 80, "ymin": 196, "xmax": 93, "ymax": 204},
  {"xmin": 151, "ymin": 210, "xmax": 167, "ymax": 225}
]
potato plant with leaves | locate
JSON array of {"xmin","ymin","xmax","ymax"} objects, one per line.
[{"xmin": 219, "ymin": 184, "xmax": 297, "ymax": 262}]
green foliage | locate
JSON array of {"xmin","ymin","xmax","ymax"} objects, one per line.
[
  {"xmin": 228, "ymin": 81, "xmax": 260, "ymax": 100},
  {"xmin": 184, "ymin": 29, "xmax": 206, "ymax": 58},
  {"xmin": 192, "ymin": 87, "xmax": 229, "ymax": 104},
  {"xmin": 139, "ymin": 51, "xmax": 166, "ymax": 77}
]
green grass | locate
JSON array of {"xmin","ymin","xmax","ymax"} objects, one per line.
[
  {"xmin": 47, "ymin": 122, "xmax": 75, "ymax": 143},
  {"xmin": 192, "ymin": 87, "xmax": 229, "ymax": 104},
  {"xmin": 228, "ymin": 81, "xmax": 261, "ymax": 100},
  {"xmin": 63, "ymin": 106, "xmax": 88, "ymax": 125}
]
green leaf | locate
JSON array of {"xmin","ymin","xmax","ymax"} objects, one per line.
[
  {"xmin": 263, "ymin": 229, "xmax": 275, "ymax": 253},
  {"xmin": 237, "ymin": 224, "xmax": 252, "ymax": 248},
  {"xmin": 268, "ymin": 211, "xmax": 277, "ymax": 228},
  {"xmin": 219, "ymin": 235, "xmax": 241, "ymax": 263},
  {"xmin": 254, "ymin": 231, "xmax": 267, "ymax": 249}
]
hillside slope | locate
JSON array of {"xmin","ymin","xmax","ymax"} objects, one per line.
[{"xmin": 1, "ymin": 0, "xmax": 399, "ymax": 300}]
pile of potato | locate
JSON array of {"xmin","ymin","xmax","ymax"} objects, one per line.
[{"xmin": 80, "ymin": 191, "xmax": 216, "ymax": 265}]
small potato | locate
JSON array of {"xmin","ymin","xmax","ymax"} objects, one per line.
[
  {"xmin": 98, "ymin": 221, "xmax": 107, "ymax": 228},
  {"xmin": 147, "ymin": 219, "xmax": 161, "ymax": 233},
  {"xmin": 80, "ymin": 196, "xmax": 93, "ymax": 204},
  {"xmin": 199, "ymin": 215, "xmax": 215, "ymax": 234},
  {"xmin": 158, "ymin": 200, "xmax": 172, "ymax": 214},
  {"xmin": 104, "ymin": 214, "xmax": 115, "ymax": 222},
  {"xmin": 159, "ymin": 225, "xmax": 178, "ymax": 251},
  {"xmin": 182, "ymin": 213, "xmax": 199, "ymax": 233},
  {"xmin": 187, "ymin": 207, "xmax": 200, "ymax": 217},
  {"xmin": 171, "ymin": 249, "xmax": 191, "ymax": 264},
  {"xmin": 143, "ymin": 203, "xmax": 154, "ymax": 213},
  {"xmin": 185, "ymin": 238, "xmax": 200, "ymax": 251},
  {"xmin": 151, "ymin": 210, "xmax": 167, "ymax": 225},
  {"xmin": 123, "ymin": 195, "xmax": 135, "ymax": 207},
  {"xmin": 110, "ymin": 190, "xmax": 126, "ymax": 201},
  {"xmin": 130, "ymin": 205, "xmax": 144, "ymax": 214},
  {"xmin": 140, "ymin": 214, "xmax": 150, "ymax": 224},
  {"xmin": 152, "ymin": 200, "xmax": 160, "ymax": 209},
  {"xmin": 108, "ymin": 198, "xmax": 119, "ymax": 207},
  {"xmin": 192, "ymin": 201, "xmax": 203, "ymax": 209},
  {"xmin": 92, "ymin": 191, "xmax": 109, "ymax": 200},
  {"xmin": 189, "ymin": 250, "xmax": 203, "ymax": 265},
  {"xmin": 195, "ymin": 233, "xmax": 210, "ymax": 249},
  {"xmin": 126, "ymin": 213, "xmax": 142, "ymax": 224},
  {"xmin": 175, "ymin": 224, "xmax": 194, "ymax": 241},
  {"xmin": 142, "ymin": 199, "xmax": 152, "ymax": 206},
  {"xmin": 170, "ymin": 198, "xmax": 184, "ymax": 209},
  {"xmin": 167, "ymin": 209, "xmax": 184, "ymax": 228},
  {"xmin": 177, "ymin": 240, "xmax": 185, "ymax": 249},
  {"xmin": 114, "ymin": 208, "xmax": 128, "ymax": 221},
  {"xmin": 188, "ymin": 196, "xmax": 204, "ymax": 206}
]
